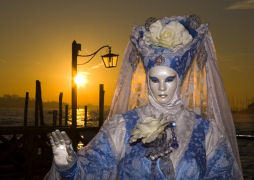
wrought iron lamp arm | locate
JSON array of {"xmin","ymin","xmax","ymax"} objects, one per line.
[{"xmin": 77, "ymin": 45, "xmax": 111, "ymax": 65}]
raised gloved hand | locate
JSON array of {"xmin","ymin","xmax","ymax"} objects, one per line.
[{"xmin": 49, "ymin": 129, "xmax": 75, "ymax": 169}]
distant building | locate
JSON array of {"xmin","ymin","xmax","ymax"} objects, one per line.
[{"xmin": 248, "ymin": 103, "xmax": 254, "ymax": 113}]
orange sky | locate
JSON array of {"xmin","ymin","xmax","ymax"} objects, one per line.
[{"xmin": 0, "ymin": 0, "xmax": 254, "ymax": 106}]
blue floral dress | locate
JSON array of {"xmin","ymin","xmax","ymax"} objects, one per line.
[{"xmin": 46, "ymin": 108, "xmax": 241, "ymax": 180}]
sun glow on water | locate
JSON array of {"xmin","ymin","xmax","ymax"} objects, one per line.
[{"xmin": 67, "ymin": 108, "xmax": 99, "ymax": 127}]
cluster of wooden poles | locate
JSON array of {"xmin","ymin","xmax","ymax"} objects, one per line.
[{"xmin": 23, "ymin": 80, "xmax": 105, "ymax": 128}]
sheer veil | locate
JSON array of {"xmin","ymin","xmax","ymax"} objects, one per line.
[{"xmin": 108, "ymin": 20, "xmax": 241, "ymax": 170}]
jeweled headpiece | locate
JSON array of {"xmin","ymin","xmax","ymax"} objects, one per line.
[{"xmin": 130, "ymin": 15, "xmax": 208, "ymax": 83}]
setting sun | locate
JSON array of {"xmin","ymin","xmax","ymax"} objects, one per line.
[{"xmin": 75, "ymin": 73, "xmax": 86, "ymax": 86}]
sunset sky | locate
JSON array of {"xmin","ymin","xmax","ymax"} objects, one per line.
[{"xmin": 0, "ymin": 0, "xmax": 254, "ymax": 106}]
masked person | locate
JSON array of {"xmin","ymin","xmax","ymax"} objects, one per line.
[{"xmin": 45, "ymin": 15, "xmax": 243, "ymax": 179}]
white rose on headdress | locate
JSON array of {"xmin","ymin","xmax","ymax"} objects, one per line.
[{"xmin": 143, "ymin": 20, "xmax": 193, "ymax": 49}]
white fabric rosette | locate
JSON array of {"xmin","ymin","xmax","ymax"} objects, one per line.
[{"xmin": 143, "ymin": 20, "xmax": 192, "ymax": 49}]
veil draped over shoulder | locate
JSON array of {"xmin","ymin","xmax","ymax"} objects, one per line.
[{"xmin": 108, "ymin": 17, "xmax": 241, "ymax": 170}]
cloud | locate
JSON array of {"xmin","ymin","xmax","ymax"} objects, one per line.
[
  {"xmin": 80, "ymin": 71, "xmax": 90, "ymax": 76},
  {"xmin": 78, "ymin": 63, "xmax": 103, "ymax": 76},
  {"xmin": 226, "ymin": 0, "xmax": 254, "ymax": 10},
  {"xmin": 90, "ymin": 62, "xmax": 104, "ymax": 70}
]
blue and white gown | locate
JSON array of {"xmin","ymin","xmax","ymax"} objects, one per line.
[{"xmin": 45, "ymin": 104, "xmax": 242, "ymax": 180}]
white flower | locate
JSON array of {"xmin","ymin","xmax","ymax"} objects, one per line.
[
  {"xmin": 143, "ymin": 20, "xmax": 163, "ymax": 46},
  {"xmin": 130, "ymin": 115, "xmax": 169, "ymax": 144},
  {"xmin": 143, "ymin": 20, "xmax": 193, "ymax": 49}
]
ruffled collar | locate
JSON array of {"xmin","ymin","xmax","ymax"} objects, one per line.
[{"xmin": 148, "ymin": 94, "xmax": 183, "ymax": 120}]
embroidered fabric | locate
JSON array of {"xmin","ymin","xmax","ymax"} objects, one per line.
[{"xmin": 108, "ymin": 17, "xmax": 242, "ymax": 172}]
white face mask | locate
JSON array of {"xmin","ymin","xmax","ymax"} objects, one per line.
[{"xmin": 148, "ymin": 66, "xmax": 178, "ymax": 105}]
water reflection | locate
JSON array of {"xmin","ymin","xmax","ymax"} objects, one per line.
[
  {"xmin": 67, "ymin": 108, "xmax": 99, "ymax": 127},
  {"xmin": 67, "ymin": 108, "xmax": 100, "ymax": 150},
  {"xmin": 77, "ymin": 141, "xmax": 84, "ymax": 150}
]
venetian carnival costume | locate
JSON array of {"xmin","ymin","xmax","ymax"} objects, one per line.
[{"xmin": 45, "ymin": 15, "xmax": 243, "ymax": 180}]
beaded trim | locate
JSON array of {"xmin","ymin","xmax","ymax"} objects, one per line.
[
  {"xmin": 146, "ymin": 121, "xmax": 178, "ymax": 179},
  {"xmin": 145, "ymin": 121, "xmax": 179, "ymax": 161}
]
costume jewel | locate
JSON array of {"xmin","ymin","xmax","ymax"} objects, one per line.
[
  {"xmin": 147, "ymin": 121, "xmax": 178, "ymax": 179},
  {"xmin": 168, "ymin": 121, "xmax": 179, "ymax": 149},
  {"xmin": 145, "ymin": 121, "xmax": 178, "ymax": 161}
]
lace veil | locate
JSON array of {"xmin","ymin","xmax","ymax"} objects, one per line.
[{"xmin": 108, "ymin": 16, "xmax": 241, "ymax": 169}]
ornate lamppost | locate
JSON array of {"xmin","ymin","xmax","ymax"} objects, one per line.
[{"xmin": 71, "ymin": 40, "xmax": 119, "ymax": 127}]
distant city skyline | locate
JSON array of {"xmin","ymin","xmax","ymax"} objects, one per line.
[
  {"xmin": 1, "ymin": 93, "xmax": 253, "ymax": 113},
  {"xmin": 0, "ymin": 0, "xmax": 254, "ymax": 105}
]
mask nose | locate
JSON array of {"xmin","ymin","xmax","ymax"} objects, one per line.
[{"xmin": 159, "ymin": 81, "xmax": 166, "ymax": 91}]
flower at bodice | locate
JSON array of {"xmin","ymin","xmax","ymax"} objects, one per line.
[{"xmin": 130, "ymin": 115, "xmax": 170, "ymax": 144}]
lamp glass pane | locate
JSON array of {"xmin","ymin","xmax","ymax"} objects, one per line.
[
  {"xmin": 102, "ymin": 56, "xmax": 110, "ymax": 68},
  {"xmin": 112, "ymin": 56, "xmax": 118, "ymax": 67}
]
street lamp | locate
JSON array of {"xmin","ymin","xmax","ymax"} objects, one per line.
[
  {"xmin": 71, "ymin": 40, "xmax": 119, "ymax": 127},
  {"xmin": 101, "ymin": 47, "xmax": 119, "ymax": 68},
  {"xmin": 78, "ymin": 45, "xmax": 119, "ymax": 68}
]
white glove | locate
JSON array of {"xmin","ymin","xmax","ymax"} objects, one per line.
[{"xmin": 49, "ymin": 129, "xmax": 75, "ymax": 169}]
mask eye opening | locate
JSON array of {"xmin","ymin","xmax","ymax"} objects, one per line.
[
  {"xmin": 165, "ymin": 76, "xmax": 176, "ymax": 82},
  {"xmin": 149, "ymin": 76, "xmax": 159, "ymax": 83}
]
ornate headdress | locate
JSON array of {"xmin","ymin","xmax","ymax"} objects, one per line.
[
  {"xmin": 108, "ymin": 15, "xmax": 241, "ymax": 169},
  {"xmin": 130, "ymin": 15, "xmax": 208, "ymax": 83}
]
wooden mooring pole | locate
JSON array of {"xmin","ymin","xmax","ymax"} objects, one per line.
[
  {"xmin": 35, "ymin": 82, "xmax": 39, "ymax": 127},
  {"xmin": 99, "ymin": 84, "xmax": 105, "ymax": 127},
  {"xmin": 59, "ymin": 92, "xmax": 63, "ymax": 126},
  {"xmin": 38, "ymin": 81, "xmax": 44, "ymax": 126},
  {"xmin": 24, "ymin": 92, "xmax": 29, "ymax": 126},
  {"xmin": 84, "ymin": 105, "xmax": 87, "ymax": 127},
  {"xmin": 35, "ymin": 80, "xmax": 44, "ymax": 127}
]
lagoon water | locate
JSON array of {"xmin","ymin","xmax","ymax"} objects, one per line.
[{"xmin": 0, "ymin": 108, "xmax": 99, "ymax": 127}]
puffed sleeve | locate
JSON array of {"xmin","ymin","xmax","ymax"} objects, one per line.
[
  {"xmin": 204, "ymin": 120, "xmax": 243, "ymax": 180},
  {"xmin": 44, "ymin": 114, "xmax": 127, "ymax": 180}
]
